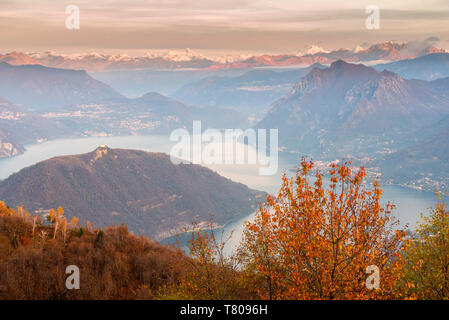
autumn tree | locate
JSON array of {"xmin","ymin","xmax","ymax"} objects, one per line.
[
  {"xmin": 399, "ymin": 196, "xmax": 449, "ymax": 299},
  {"xmin": 238, "ymin": 159, "xmax": 405, "ymax": 299},
  {"xmin": 48, "ymin": 206, "xmax": 65, "ymax": 239},
  {"xmin": 159, "ymin": 220, "xmax": 257, "ymax": 300},
  {"xmin": 0, "ymin": 202, "xmax": 31, "ymax": 251}
]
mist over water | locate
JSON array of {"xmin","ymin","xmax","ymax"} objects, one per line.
[{"xmin": 0, "ymin": 135, "xmax": 439, "ymax": 254}]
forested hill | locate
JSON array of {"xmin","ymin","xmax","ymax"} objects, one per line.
[{"xmin": 0, "ymin": 146, "xmax": 264, "ymax": 240}]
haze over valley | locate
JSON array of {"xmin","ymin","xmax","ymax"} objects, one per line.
[{"xmin": 2, "ymin": 43, "xmax": 449, "ymax": 195}]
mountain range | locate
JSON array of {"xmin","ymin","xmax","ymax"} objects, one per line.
[
  {"xmin": 2, "ymin": 47, "xmax": 449, "ymax": 191},
  {"xmin": 91, "ymin": 68, "xmax": 247, "ymax": 98},
  {"xmin": 374, "ymin": 53, "xmax": 449, "ymax": 81},
  {"xmin": 40, "ymin": 91, "xmax": 249, "ymax": 138},
  {"xmin": 0, "ymin": 62, "xmax": 249, "ymax": 157},
  {"xmin": 167, "ymin": 53, "xmax": 449, "ymax": 118},
  {"xmin": 0, "ymin": 146, "xmax": 264, "ymax": 240},
  {"xmin": 257, "ymin": 60, "xmax": 449, "ymax": 158},
  {"xmin": 0, "ymin": 41, "xmax": 444, "ymax": 72},
  {"xmin": 207, "ymin": 41, "xmax": 445, "ymax": 70},
  {"xmin": 0, "ymin": 62, "xmax": 123, "ymax": 112},
  {"xmin": 254, "ymin": 59, "xmax": 449, "ymax": 190},
  {"xmin": 172, "ymin": 63, "xmax": 326, "ymax": 115}
]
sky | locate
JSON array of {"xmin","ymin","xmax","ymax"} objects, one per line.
[{"xmin": 0, "ymin": 0, "xmax": 448, "ymax": 55}]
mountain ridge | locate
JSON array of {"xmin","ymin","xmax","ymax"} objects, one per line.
[
  {"xmin": 173, "ymin": 63, "xmax": 327, "ymax": 115},
  {"xmin": 0, "ymin": 41, "xmax": 444, "ymax": 72},
  {"xmin": 0, "ymin": 62, "xmax": 124, "ymax": 112},
  {"xmin": 257, "ymin": 60, "xmax": 449, "ymax": 157},
  {"xmin": 374, "ymin": 53, "xmax": 449, "ymax": 81}
]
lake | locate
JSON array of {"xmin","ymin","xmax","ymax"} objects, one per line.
[{"xmin": 0, "ymin": 135, "xmax": 439, "ymax": 254}]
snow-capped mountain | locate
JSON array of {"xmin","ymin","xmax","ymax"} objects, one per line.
[
  {"xmin": 213, "ymin": 41, "xmax": 447, "ymax": 70},
  {"xmin": 298, "ymin": 45, "xmax": 330, "ymax": 56},
  {"xmin": 0, "ymin": 41, "xmax": 446, "ymax": 72}
]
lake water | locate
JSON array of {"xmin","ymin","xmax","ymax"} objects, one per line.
[{"xmin": 0, "ymin": 135, "xmax": 440, "ymax": 254}]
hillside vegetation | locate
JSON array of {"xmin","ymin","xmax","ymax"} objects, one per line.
[
  {"xmin": 0, "ymin": 202, "xmax": 185, "ymax": 299},
  {"xmin": 1, "ymin": 160, "xmax": 448, "ymax": 300}
]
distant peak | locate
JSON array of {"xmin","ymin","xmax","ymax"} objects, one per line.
[
  {"xmin": 299, "ymin": 45, "xmax": 330, "ymax": 56},
  {"xmin": 329, "ymin": 59, "xmax": 354, "ymax": 71},
  {"xmin": 140, "ymin": 92, "xmax": 164, "ymax": 99},
  {"xmin": 380, "ymin": 69, "xmax": 397, "ymax": 77},
  {"xmin": 136, "ymin": 92, "xmax": 177, "ymax": 104},
  {"xmin": 309, "ymin": 62, "xmax": 325, "ymax": 68},
  {"xmin": 328, "ymin": 60, "xmax": 375, "ymax": 74},
  {"xmin": 331, "ymin": 59, "xmax": 348, "ymax": 67}
]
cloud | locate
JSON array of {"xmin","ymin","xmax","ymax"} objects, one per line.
[
  {"xmin": 398, "ymin": 37, "xmax": 443, "ymax": 56},
  {"xmin": 0, "ymin": 0, "xmax": 448, "ymax": 52}
]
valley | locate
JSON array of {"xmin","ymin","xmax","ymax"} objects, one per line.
[
  {"xmin": 0, "ymin": 136, "xmax": 439, "ymax": 241},
  {"xmin": 2, "ymin": 0, "xmax": 449, "ymax": 302},
  {"xmin": 1, "ymin": 43, "xmax": 449, "ymax": 240}
]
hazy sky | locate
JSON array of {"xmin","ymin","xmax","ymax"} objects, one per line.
[{"xmin": 1, "ymin": 0, "xmax": 449, "ymax": 54}]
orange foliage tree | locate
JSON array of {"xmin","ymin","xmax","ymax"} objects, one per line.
[
  {"xmin": 238, "ymin": 159, "xmax": 405, "ymax": 299},
  {"xmin": 159, "ymin": 221, "xmax": 256, "ymax": 299}
]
